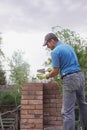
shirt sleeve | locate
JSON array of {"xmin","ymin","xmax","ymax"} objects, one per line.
[{"xmin": 51, "ymin": 51, "xmax": 60, "ymax": 68}]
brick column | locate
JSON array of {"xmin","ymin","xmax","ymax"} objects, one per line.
[
  {"xmin": 20, "ymin": 82, "xmax": 63, "ymax": 130},
  {"xmin": 20, "ymin": 83, "xmax": 43, "ymax": 130},
  {"xmin": 43, "ymin": 82, "xmax": 63, "ymax": 130}
]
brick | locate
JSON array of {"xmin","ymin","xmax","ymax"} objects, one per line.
[
  {"xmin": 36, "ymin": 123, "xmax": 43, "ymax": 129},
  {"xmin": 36, "ymin": 91, "xmax": 43, "ymax": 95},
  {"xmin": 44, "ymin": 126, "xmax": 61, "ymax": 130},
  {"xmin": 28, "ymin": 100, "xmax": 43, "ymax": 105},
  {"xmin": 43, "ymin": 95, "xmax": 56, "ymax": 99},
  {"xmin": 56, "ymin": 104, "xmax": 62, "ymax": 108},
  {"xmin": 43, "ymin": 90, "xmax": 59, "ymax": 95},
  {"xmin": 43, "ymin": 108, "xmax": 57, "ymax": 113},
  {"xmin": 44, "ymin": 104, "xmax": 57, "ymax": 108},
  {"xmin": 21, "ymin": 114, "xmax": 43, "ymax": 119},
  {"xmin": 20, "ymin": 118, "xmax": 29, "ymax": 125},
  {"xmin": 21, "ymin": 114, "xmax": 34, "ymax": 119},
  {"xmin": 56, "ymin": 95, "xmax": 62, "ymax": 99},
  {"xmin": 21, "ymin": 110, "xmax": 28, "ymax": 115},
  {"xmin": 44, "ymin": 116, "xmax": 58, "ymax": 121},
  {"xmin": 22, "ymin": 95, "xmax": 35, "ymax": 100},
  {"xmin": 21, "ymin": 104, "xmax": 36, "ymax": 109},
  {"xmin": 34, "ymin": 114, "xmax": 43, "ymax": 118},
  {"xmin": 28, "ymin": 118, "xmax": 43, "ymax": 124},
  {"xmin": 20, "ymin": 129, "xmax": 27, "ymax": 130},
  {"xmin": 43, "ymin": 82, "xmax": 59, "ymax": 90},
  {"xmin": 21, "ymin": 100, "xmax": 28, "ymax": 105},
  {"xmin": 22, "ymin": 91, "xmax": 35, "ymax": 95},
  {"xmin": 28, "ymin": 110, "xmax": 43, "ymax": 115},
  {"xmin": 21, "ymin": 94, "xmax": 43, "ymax": 100},
  {"xmin": 35, "ymin": 104, "xmax": 43, "ymax": 109},
  {"xmin": 34, "ymin": 95, "xmax": 43, "ymax": 100},
  {"xmin": 27, "ymin": 91, "xmax": 36, "ymax": 95},
  {"xmin": 21, "ymin": 123, "xmax": 35, "ymax": 129}
]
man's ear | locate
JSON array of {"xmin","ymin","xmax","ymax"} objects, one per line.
[{"xmin": 51, "ymin": 39, "xmax": 56, "ymax": 45}]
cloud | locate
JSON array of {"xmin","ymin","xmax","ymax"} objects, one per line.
[{"xmin": 0, "ymin": 0, "xmax": 87, "ymax": 33}]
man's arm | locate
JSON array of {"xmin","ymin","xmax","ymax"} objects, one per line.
[{"xmin": 46, "ymin": 67, "xmax": 59, "ymax": 79}]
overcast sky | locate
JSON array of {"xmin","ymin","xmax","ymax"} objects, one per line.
[{"xmin": 0, "ymin": 0, "xmax": 87, "ymax": 76}]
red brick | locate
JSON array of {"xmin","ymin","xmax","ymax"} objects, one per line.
[
  {"xmin": 35, "ymin": 104, "xmax": 43, "ymax": 109},
  {"xmin": 28, "ymin": 100, "xmax": 43, "ymax": 105},
  {"xmin": 43, "ymin": 94, "xmax": 56, "ymax": 99},
  {"xmin": 21, "ymin": 100, "xmax": 28, "ymax": 105},
  {"xmin": 36, "ymin": 91, "xmax": 43, "ymax": 95},
  {"xmin": 36, "ymin": 123, "xmax": 43, "ymax": 129},
  {"xmin": 28, "ymin": 118, "xmax": 43, "ymax": 124},
  {"xmin": 22, "ymin": 95, "xmax": 35, "ymax": 100},
  {"xmin": 21, "ymin": 123, "xmax": 35, "ymax": 129},
  {"xmin": 21, "ymin": 104, "xmax": 36, "ymax": 110},
  {"xmin": 34, "ymin": 95, "xmax": 43, "ymax": 100},
  {"xmin": 28, "ymin": 110, "xmax": 43, "ymax": 115},
  {"xmin": 21, "ymin": 110, "xmax": 28, "ymax": 115}
]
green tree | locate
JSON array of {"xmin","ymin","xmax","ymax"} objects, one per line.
[
  {"xmin": 0, "ymin": 33, "xmax": 6, "ymax": 85},
  {"xmin": 9, "ymin": 50, "xmax": 30, "ymax": 93},
  {"xmin": 0, "ymin": 68, "xmax": 6, "ymax": 85}
]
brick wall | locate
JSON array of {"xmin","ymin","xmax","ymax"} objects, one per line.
[{"xmin": 20, "ymin": 82, "xmax": 63, "ymax": 130}]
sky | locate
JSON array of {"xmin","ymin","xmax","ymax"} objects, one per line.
[{"xmin": 0, "ymin": 0, "xmax": 87, "ymax": 76}]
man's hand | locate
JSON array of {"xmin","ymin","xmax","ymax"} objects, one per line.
[
  {"xmin": 37, "ymin": 74, "xmax": 46, "ymax": 79},
  {"xmin": 46, "ymin": 68, "xmax": 59, "ymax": 79},
  {"xmin": 46, "ymin": 74, "xmax": 50, "ymax": 79}
]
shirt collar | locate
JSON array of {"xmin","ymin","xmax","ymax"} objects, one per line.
[{"xmin": 54, "ymin": 41, "xmax": 62, "ymax": 48}]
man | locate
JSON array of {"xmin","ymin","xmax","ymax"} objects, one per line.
[{"xmin": 43, "ymin": 33, "xmax": 87, "ymax": 130}]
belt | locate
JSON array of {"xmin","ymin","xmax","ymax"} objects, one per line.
[{"xmin": 61, "ymin": 71, "xmax": 81, "ymax": 79}]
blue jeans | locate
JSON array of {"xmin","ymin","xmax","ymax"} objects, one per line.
[{"xmin": 62, "ymin": 72, "xmax": 87, "ymax": 130}]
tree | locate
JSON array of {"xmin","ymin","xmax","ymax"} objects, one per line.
[
  {"xmin": 0, "ymin": 33, "xmax": 6, "ymax": 85},
  {"xmin": 9, "ymin": 50, "xmax": 30, "ymax": 93},
  {"xmin": 0, "ymin": 33, "xmax": 4, "ymax": 58},
  {"xmin": 0, "ymin": 68, "xmax": 6, "ymax": 85}
]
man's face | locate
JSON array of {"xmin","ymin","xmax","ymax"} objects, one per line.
[{"xmin": 46, "ymin": 39, "xmax": 55, "ymax": 50}]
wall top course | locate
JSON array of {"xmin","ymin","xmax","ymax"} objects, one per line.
[
  {"xmin": 23, "ymin": 83, "xmax": 43, "ymax": 91},
  {"xmin": 43, "ymin": 82, "xmax": 59, "ymax": 90}
]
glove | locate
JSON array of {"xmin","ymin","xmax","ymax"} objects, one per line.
[
  {"xmin": 46, "ymin": 68, "xmax": 53, "ymax": 72},
  {"xmin": 37, "ymin": 74, "xmax": 46, "ymax": 79}
]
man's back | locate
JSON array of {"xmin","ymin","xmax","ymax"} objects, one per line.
[{"xmin": 51, "ymin": 42, "xmax": 80, "ymax": 76}]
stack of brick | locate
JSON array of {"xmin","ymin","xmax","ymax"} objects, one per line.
[
  {"xmin": 20, "ymin": 83, "xmax": 43, "ymax": 130},
  {"xmin": 20, "ymin": 82, "xmax": 63, "ymax": 130},
  {"xmin": 43, "ymin": 82, "xmax": 63, "ymax": 130}
]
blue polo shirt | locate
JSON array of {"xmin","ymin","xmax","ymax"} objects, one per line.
[{"xmin": 51, "ymin": 41, "xmax": 81, "ymax": 76}]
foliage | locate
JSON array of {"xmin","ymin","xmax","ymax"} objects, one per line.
[
  {"xmin": 0, "ymin": 69, "xmax": 6, "ymax": 85},
  {"xmin": 9, "ymin": 50, "xmax": 30, "ymax": 93},
  {"xmin": 0, "ymin": 34, "xmax": 4, "ymax": 59},
  {"xmin": 0, "ymin": 33, "xmax": 6, "ymax": 85},
  {"xmin": 0, "ymin": 91, "xmax": 21, "ymax": 105}
]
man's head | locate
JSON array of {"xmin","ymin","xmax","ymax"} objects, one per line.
[{"xmin": 43, "ymin": 33, "xmax": 58, "ymax": 50}]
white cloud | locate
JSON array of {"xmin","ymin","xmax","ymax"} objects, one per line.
[{"xmin": 0, "ymin": 0, "xmax": 87, "ymax": 32}]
